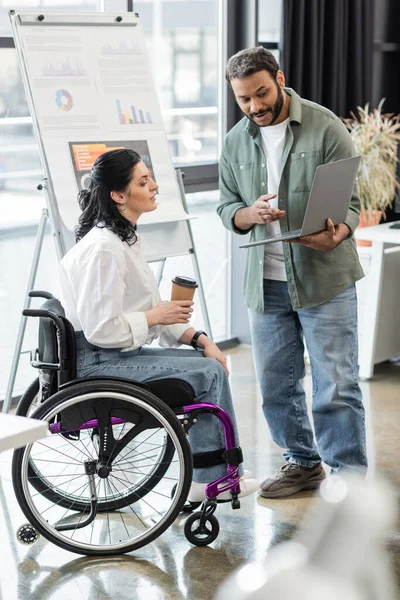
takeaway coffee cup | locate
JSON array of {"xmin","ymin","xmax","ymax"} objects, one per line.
[{"xmin": 171, "ymin": 276, "xmax": 198, "ymax": 301}]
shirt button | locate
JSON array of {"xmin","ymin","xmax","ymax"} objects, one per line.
[
  {"xmin": 300, "ymin": 152, "xmax": 305, "ymax": 158},
  {"xmin": 240, "ymin": 165, "xmax": 243, "ymax": 170},
  {"xmin": 259, "ymin": 260, "xmax": 263, "ymax": 265},
  {"xmin": 261, "ymin": 163, "xmax": 265, "ymax": 168},
  {"xmin": 261, "ymin": 182, "xmax": 266, "ymax": 186}
]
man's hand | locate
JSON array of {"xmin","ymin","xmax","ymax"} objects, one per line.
[
  {"xmin": 234, "ymin": 194, "xmax": 285, "ymax": 230},
  {"xmin": 249, "ymin": 194, "xmax": 286, "ymax": 224},
  {"xmin": 290, "ymin": 219, "xmax": 350, "ymax": 252}
]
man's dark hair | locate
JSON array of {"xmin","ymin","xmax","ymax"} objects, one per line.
[{"xmin": 225, "ymin": 46, "xmax": 280, "ymax": 84}]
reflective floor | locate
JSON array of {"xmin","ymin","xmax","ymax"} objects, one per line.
[{"xmin": 1, "ymin": 346, "xmax": 399, "ymax": 600}]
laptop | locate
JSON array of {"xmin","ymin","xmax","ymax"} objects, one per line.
[{"xmin": 240, "ymin": 156, "xmax": 360, "ymax": 249}]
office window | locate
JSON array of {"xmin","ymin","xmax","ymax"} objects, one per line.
[
  {"xmin": 134, "ymin": 0, "xmax": 219, "ymax": 164},
  {"xmin": 0, "ymin": 49, "xmax": 43, "ymax": 198},
  {"xmin": 0, "ymin": 0, "xmax": 228, "ymax": 400},
  {"xmin": 155, "ymin": 190, "xmax": 229, "ymax": 341},
  {"xmin": 258, "ymin": 0, "xmax": 282, "ymax": 62}
]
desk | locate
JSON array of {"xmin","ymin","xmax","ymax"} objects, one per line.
[
  {"xmin": 355, "ymin": 221, "xmax": 400, "ymax": 379},
  {"xmin": 0, "ymin": 413, "xmax": 48, "ymax": 452}
]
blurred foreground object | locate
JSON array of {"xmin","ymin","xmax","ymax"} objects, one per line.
[{"xmin": 215, "ymin": 475, "xmax": 397, "ymax": 600}]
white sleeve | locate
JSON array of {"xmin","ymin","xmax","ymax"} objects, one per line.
[
  {"xmin": 71, "ymin": 250, "xmax": 148, "ymax": 349},
  {"xmin": 158, "ymin": 323, "xmax": 192, "ymax": 348}
]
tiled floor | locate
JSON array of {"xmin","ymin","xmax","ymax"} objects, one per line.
[{"xmin": 0, "ymin": 346, "xmax": 399, "ymax": 600}]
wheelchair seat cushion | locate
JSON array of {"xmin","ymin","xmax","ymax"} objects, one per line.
[
  {"xmin": 146, "ymin": 377, "xmax": 195, "ymax": 407},
  {"xmin": 62, "ymin": 375, "xmax": 195, "ymax": 408}
]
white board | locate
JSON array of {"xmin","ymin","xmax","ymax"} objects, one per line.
[{"xmin": 10, "ymin": 11, "xmax": 192, "ymax": 261}]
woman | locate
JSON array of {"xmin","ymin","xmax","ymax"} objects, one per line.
[{"xmin": 58, "ymin": 148, "xmax": 258, "ymax": 501}]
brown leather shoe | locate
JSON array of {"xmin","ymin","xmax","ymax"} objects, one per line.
[{"xmin": 259, "ymin": 462, "xmax": 326, "ymax": 498}]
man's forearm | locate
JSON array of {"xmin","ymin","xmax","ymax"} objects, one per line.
[{"xmin": 233, "ymin": 206, "xmax": 255, "ymax": 231}]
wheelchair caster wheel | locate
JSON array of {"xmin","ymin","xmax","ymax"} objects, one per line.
[
  {"xmin": 184, "ymin": 512, "xmax": 220, "ymax": 546},
  {"xmin": 17, "ymin": 524, "xmax": 39, "ymax": 545},
  {"xmin": 171, "ymin": 483, "xmax": 201, "ymax": 513}
]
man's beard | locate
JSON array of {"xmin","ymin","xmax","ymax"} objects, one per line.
[{"xmin": 248, "ymin": 81, "xmax": 284, "ymax": 127}]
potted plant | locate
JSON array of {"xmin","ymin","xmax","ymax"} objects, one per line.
[{"xmin": 342, "ymin": 100, "xmax": 400, "ymax": 246}]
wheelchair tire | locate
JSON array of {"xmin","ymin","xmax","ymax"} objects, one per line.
[
  {"xmin": 16, "ymin": 378, "xmax": 40, "ymax": 417},
  {"xmin": 12, "ymin": 379, "xmax": 193, "ymax": 556},
  {"xmin": 17, "ymin": 378, "xmax": 176, "ymax": 513}
]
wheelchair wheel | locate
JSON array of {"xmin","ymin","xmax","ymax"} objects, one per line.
[
  {"xmin": 12, "ymin": 379, "xmax": 192, "ymax": 556},
  {"xmin": 19, "ymin": 382, "xmax": 176, "ymax": 513},
  {"xmin": 27, "ymin": 428, "xmax": 175, "ymax": 514},
  {"xmin": 16, "ymin": 378, "xmax": 40, "ymax": 417}
]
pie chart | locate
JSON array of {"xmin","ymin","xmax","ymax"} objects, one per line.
[{"xmin": 55, "ymin": 89, "xmax": 73, "ymax": 111}]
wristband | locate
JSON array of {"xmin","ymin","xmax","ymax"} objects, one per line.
[{"xmin": 191, "ymin": 330, "xmax": 208, "ymax": 350}]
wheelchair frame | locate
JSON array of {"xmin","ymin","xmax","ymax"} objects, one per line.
[{"xmin": 12, "ymin": 291, "xmax": 245, "ymax": 555}]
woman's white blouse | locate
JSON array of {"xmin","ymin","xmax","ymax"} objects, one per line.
[{"xmin": 58, "ymin": 226, "xmax": 191, "ymax": 350}]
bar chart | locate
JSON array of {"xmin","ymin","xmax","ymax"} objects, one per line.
[{"xmin": 116, "ymin": 99, "xmax": 153, "ymax": 125}]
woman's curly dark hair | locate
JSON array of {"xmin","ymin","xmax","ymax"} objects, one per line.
[{"xmin": 75, "ymin": 148, "xmax": 142, "ymax": 244}]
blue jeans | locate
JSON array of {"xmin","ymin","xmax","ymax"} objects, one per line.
[
  {"xmin": 249, "ymin": 281, "xmax": 367, "ymax": 472},
  {"xmin": 75, "ymin": 333, "xmax": 241, "ymax": 483}
]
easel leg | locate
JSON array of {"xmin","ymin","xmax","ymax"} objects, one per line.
[
  {"xmin": 2, "ymin": 209, "xmax": 49, "ymax": 413},
  {"xmin": 190, "ymin": 250, "xmax": 213, "ymax": 340},
  {"xmin": 175, "ymin": 168, "xmax": 213, "ymax": 340},
  {"xmin": 156, "ymin": 258, "xmax": 166, "ymax": 287}
]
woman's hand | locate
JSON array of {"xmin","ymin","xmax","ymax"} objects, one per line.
[
  {"xmin": 202, "ymin": 340, "xmax": 229, "ymax": 376},
  {"xmin": 145, "ymin": 300, "xmax": 194, "ymax": 327},
  {"xmin": 176, "ymin": 329, "xmax": 230, "ymax": 376}
]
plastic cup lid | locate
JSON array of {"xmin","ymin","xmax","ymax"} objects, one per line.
[{"xmin": 171, "ymin": 276, "xmax": 198, "ymax": 288}]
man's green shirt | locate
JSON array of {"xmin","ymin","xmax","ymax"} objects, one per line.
[{"xmin": 217, "ymin": 88, "xmax": 364, "ymax": 312}]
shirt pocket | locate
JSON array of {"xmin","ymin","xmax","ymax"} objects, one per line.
[
  {"xmin": 287, "ymin": 150, "xmax": 321, "ymax": 192},
  {"xmin": 231, "ymin": 161, "xmax": 254, "ymax": 205}
]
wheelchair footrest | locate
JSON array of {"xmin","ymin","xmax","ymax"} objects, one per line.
[
  {"xmin": 192, "ymin": 446, "xmax": 243, "ymax": 469},
  {"xmin": 222, "ymin": 446, "xmax": 243, "ymax": 467}
]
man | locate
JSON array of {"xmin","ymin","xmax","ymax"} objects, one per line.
[{"xmin": 217, "ymin": 46, "xmax": 367, "ymax": 498}]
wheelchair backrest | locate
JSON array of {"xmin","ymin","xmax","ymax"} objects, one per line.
[{"xmin": 38, "ymin": 297, "xmax": 77, "ymax": 396}]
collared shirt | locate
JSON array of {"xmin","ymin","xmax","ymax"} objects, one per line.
[
  {"xmin": 58, "ymin": 225, "xmax": 191, "ymax": 350},
  {"xmin": 217, "ymin": 88, "xmax": 364, "ymax": 312}
]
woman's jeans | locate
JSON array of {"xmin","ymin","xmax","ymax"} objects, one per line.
[
  {"xmin": 249, "ymin": 281, "xmax": 367, "ymax": 472},
  {"xmin": 75, "ymin": 333, "xmax": 241, "ymax": 483}
]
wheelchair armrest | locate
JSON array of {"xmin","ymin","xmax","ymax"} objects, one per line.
[{"xmin": 23, "ymin": 308, "xmax": 61, "ymax": 321}]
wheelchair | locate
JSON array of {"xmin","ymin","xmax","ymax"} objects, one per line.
[{"xmin": 12, "ymin": 291, "xmax": 245, "ymax": 556}]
